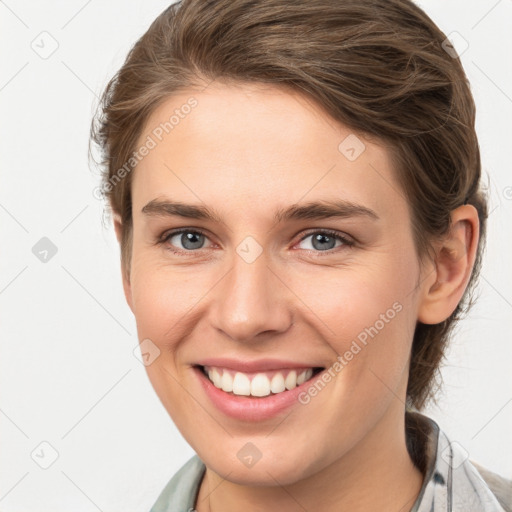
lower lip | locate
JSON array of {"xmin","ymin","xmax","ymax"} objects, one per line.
[{"xmin": 194, "ymin": 366, "xmax": 318, "ymax": 422}]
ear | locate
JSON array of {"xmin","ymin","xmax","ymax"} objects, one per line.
[
  {"xmin": 417, "ymin": 205, "xmax": 480, "ymax": 325},
  {"xmin": 113, "ymin": 212, "xmax": 134, "ymax": 313}
]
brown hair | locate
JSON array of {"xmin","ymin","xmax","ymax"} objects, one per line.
[{"xmin": 90, "ymin": 0, "xmax": 487, "ymax": 410}]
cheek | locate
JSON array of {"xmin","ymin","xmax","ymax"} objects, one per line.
[
  {"xmin": 293, "ymin": 257, "xmax": 417, "ymax": 339},
  {"xmin": 128, "ymin": 257, "xmax": 205, "ymax": 414},
  {"xmin": 132, "ymin": 276, "xmax": 185, "ymax": 325},
  {"xmin": 129, "ymin": 249, "xmax": 208, "ymax": 339},
  {"xmin": 289, "ymin": 249, "xmax": 420, "ymax": 385}
]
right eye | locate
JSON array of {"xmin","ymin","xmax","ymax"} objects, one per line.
[{"xmin": 160, "ymin": 228, "xmax": 214, "ymax": 253}]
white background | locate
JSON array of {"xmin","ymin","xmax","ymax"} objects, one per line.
[{"xmin": 0, "ymin": 0, "xmax": 511, "ymax": 510}]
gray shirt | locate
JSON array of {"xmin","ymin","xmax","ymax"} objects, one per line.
[{"xmin": 150, "ymin": 412, "xmax": 511, "ymax": 511}]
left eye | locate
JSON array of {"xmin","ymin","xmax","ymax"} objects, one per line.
[{"xmin": 297, "ymin": 231, "xmax": 352, "ymax": 252}]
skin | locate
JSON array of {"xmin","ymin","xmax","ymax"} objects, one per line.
[{"xmin": 114, "ymin": 81, "xmax": 479, "ymax": 512}]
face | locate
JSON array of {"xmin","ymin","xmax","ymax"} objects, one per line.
[{"xmin": 122, "ymin": 82, "xmax": 431, "ymax": 485}]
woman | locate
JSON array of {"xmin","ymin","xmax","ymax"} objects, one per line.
[{"xmin": 90, "ymin": 0, "xmax": 511, "ymax": 510}]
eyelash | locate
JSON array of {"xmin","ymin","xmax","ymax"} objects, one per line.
[{"xmin": 157, "ymin": 228, "xmax": 355, "ymax": 256}]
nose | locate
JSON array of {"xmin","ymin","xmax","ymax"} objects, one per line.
[{"xmin": 209, "ymin": 249, "xmax": 293, "ymax": 343}]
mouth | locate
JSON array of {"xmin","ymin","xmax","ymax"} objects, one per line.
[{"xmin": 197, "ymin": 365, "xmax": 324, "ymax": 398}]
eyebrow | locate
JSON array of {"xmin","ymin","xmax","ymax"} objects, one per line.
[{"xmin": 141, "ymin": 198, "xmax": 379, "ymax": 223}]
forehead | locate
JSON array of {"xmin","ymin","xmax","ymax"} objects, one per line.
[{"xmin": 131, "ymin": 82, "xmax": 405, "ymax": 218}]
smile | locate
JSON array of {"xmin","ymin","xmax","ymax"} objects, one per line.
[
  {"xmin": 201, "ymin": 365, "xmax": 323, "ymax": 397},
  {"xmin": 193, "ymin": 359, "xmax": 327, "ymax": 421}
]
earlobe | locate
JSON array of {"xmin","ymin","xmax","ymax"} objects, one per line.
[{"xmin": 417, "ymin": 205, "xmax": 480, "ymax": 325}]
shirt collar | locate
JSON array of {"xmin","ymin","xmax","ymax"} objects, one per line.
[{"xmin": 407, "ymin": 411, "xmax": 505, "ymax": 511}]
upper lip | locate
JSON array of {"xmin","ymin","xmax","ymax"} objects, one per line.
[{"xmin": 195, "ymin": 358, "xmax": 323, "ymax": 373}]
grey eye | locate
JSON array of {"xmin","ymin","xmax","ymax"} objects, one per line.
[
  {"xmin": 169, "ymin": 231, "xmax": 207, "ymax": 250},
  {"xmin": 298, "ymin": 232, "xmax": 342, "ymax": 251}
]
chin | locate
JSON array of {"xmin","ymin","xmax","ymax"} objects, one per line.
[{"xmin": 195, "ymin": 441, "xmax": 325, "ymax": 487}]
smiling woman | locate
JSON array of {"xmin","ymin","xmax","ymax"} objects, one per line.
[{"xmin": 90, "ymin": 0, "xmax": 511, "ymax": 511}]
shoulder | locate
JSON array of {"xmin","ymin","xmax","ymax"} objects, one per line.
[
  {"xmin": 150, "ymin": 455, "xmax": 206, "ymax": 512},
  {"xmin": 471, "ymin": 461, "xmax": 512, "ymax": 512},
  {"xmin": 406, "ymin": 411, "xmax": 511, "ymax": 512}
]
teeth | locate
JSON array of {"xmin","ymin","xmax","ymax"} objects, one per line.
[
  {"xmin": 251, "ymin": 373, "xmax": 271, "ymax": 397},
  {"xmin": 205, "ymin": 366, "xmax": 316, "ymax": 397},
  {"xmin": 209, "ymin": 368, "xmax": 222, "ymax": 388},
  {"xmin": 232, "ymin": 372, "xmax": 251, "ymax": 396},
  {"xmin": 285, "ymin": 370, "xmax": 297, "ymax": 390},
  {"xmin": 221, "ymin": 371, "xmax": 233, "ymax": 392},
  {"xmin": 270, "ymin": 373, "xmax": 285, "ymax": 393},
  {"xmin": 300, "ymin": 368, "xmax": 313, "ymax": 384}
]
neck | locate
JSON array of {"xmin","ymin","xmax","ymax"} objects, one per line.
[{"xmin": 196, "ymin": 404, "xmax": 424, "ymax": 512}]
